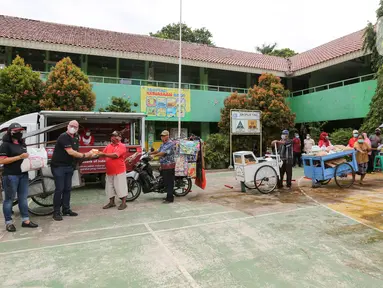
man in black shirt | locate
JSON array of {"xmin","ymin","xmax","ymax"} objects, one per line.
[
  {"xmin": 272, "ymin": 130, "xmax": 293, "ymax": 190},
  {"xmin": 51, "ymin": 120, "xmax": 93, "ymax": 221}
]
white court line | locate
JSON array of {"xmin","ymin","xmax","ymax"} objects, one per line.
[
  {"xmin": 145, "ymin": 223, "xmax": 200, "ymax": 288},
  {"xmin": 0, "ymin": 205, "xmax": 318, "ymax": 255},
  {"xmin": 298, "ymin": 177, "xmax": 383, "ymax": 234},
  {"xmin": 71, "ymin": 210, "xmax": 239, "ymax": 234},
  {"xmin": 0, "ymin": 237, "xmax": 36, "ymax": 243}
]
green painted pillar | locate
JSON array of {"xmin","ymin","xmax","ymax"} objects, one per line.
[
  {"xmin": 81, "ymin": 55, "xmax": 88, "ymax": 74},
  {"xmin": 201, "ymin": 122, "xmax": 210, "ymax": 140},
  {"xmin": 199, "ymin": 67, "xmax": 208, "ymax": 90},
  {"xmin": 246, "ymin": 73, "xmax": 251, "ymax": 88},
  {"xmin": 5, "ymin": 46, "xmax": 12, "ymax": 66},
  {"xmin": 116, "ymin": 58, "xmax": 120, "ymax": 78},
  {"xmin": 44, "ymin": 50, "xmax": 50, "ymax": 72}
]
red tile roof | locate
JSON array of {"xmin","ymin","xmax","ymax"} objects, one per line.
[
  {"xmin": 290, "ymin": 29, "xmax": 365, "ymax": 71},
  {"xmin": 0, "ymin": 15, "xmax": 367, "ymax": 74}
]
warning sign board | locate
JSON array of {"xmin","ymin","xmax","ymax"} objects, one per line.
[{"xmin": 231, "ymin": 110, "xmax": 261, "ymax": 134}]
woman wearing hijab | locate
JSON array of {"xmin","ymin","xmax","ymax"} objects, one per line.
[
  {"xmin": 0, "ymin": 123, "xmax": 38, "ymax": 232},
  {"xmin": 318, "ymin": 132, "xmax": 332, "ymax": 148},
  {"xmin": 354, "ymin": 134, "xmax": 371, "ymax": 185}
]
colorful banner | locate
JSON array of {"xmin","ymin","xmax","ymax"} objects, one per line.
[{"xmin": 140, "ymin": 86, "xmax": 191, "ymax": 120}]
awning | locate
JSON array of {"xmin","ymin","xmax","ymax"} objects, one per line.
[{"xmin": 22, "ymin": 121, "xmax": 70, "ymax": 139}]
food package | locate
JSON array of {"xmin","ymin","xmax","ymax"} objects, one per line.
[
  {"xmin": 21, "ymin": 147, "xmax": 48, "ymax": 172},
  {"xmin": 175, "ymin": 155, "xmax": 188, "ymax": 176},
  {"xmin": 188, "ymin": 162, "xmax": 196, "ymax": 178}
]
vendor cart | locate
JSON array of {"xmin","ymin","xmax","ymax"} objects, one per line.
[
  {"xmin": 302, "ymin": 150, "xmax": 358, "ymax": 188},
  {"xmin": 233, "ymin": 148, "xmax": 282, "ymax": 194}
]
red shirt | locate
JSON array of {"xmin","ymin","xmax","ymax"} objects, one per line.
[
  {"xmin": 103, "ymin": 142, "xmax": 127, "ymax": 175},
  {"xmin": 292, "ymin": 138, "xmax": 301, "ymax": 153},
  {"xmin": 348, "ymin": 137, "xmax": 358, "ymax": 148}
]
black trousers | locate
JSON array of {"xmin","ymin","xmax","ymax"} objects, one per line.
[
  {"xmin": 52, "ymin": 166, "xmax": 74, "ymax": 213},
  {"xmin": 162, "ymin": 168, "xmax": 175, "ymax": 201},
  {"xmin": 293, "ymin": 152, "xmax": 301, "ymax": 167},
  {"xmin": 368, "ymin": 151, "xmax": 377, "ymax": 172},
  {"xmin": 278, "ymin": 161, "xmax": 293, "ymax": 188}
]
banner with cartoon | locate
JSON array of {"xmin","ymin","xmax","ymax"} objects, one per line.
[{"xmin": 140, "ymin": 87, "xmax": 191, "ymax": 120}]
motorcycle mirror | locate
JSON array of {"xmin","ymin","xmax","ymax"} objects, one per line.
[{"xmin": 150, "ymin": 147, "xmax": 155, "ymax": 152}]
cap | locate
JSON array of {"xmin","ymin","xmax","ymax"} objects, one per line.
[
  {"xmin": 160, "ymin": 130, "xmax": 169, "ymax": 136},
  {"xmin": 353, "ymin": 130, "xmax": 359, "ymax": 134},
  {"xmin": 376, "ymin": 128, "xmax": 381, "ymax": 132},
  {"xmin": 282, "ymin": 130, "xmax": 289, "ymax": 135},
  {"xmin": 111, "ymin": 131, "xmax": 122, "ymax": 137},
  {"xmin": 8, "ymin": 123, "xmax": 24, "ymax": 132}
]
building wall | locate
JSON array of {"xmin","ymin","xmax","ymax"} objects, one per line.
[{"xmin": 287, "ymin": 80, "xmax": 376, "ymax": 123}]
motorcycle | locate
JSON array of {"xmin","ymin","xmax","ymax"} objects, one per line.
[{"xmin": 125, "ymin": 151, "xmax": 192, "ymax": 201}]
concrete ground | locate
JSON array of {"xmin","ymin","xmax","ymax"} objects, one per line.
[{"xmin": 0, "ymin": 168, "xmax": 383, "ymax": 288}]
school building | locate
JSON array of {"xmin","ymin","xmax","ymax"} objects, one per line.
[{"xmin": 0, "ymin": 15, "xmax": 376, "ymax": 148}]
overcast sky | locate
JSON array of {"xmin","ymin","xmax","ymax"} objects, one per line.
[{"xmin": 0, "ymin": 0, "xmax": 379, "ymax": 53}]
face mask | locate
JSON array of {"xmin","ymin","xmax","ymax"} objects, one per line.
[
  {"xmin": 353, "ymin": 134, "xmax": 358, "ymax": 138},
  {"xmin": 12, "ymin": 132, "xmax": 23, "ymax": 141},
  {"xmin": 306, "ymin": 136, "xmax": 310, "ymax": 139},
  {"xmin": 86, "ymin": 132, "xmax": 91, "ymax": 137},
  {"xmin": 111, "ymin": 137, "xmax": 119, "ymax": 144},
  {"xmin": 325, "ymin": 136, "xmax": 329, "ymax": 140},
  {"xmin": 295, "ymin": 135, "xmax": 299, "ymax": 139},
  {"xmin": 358, "ymin": 140, "xmax": 364, "ymax": 144},
  {"xmin": 68, "ymin": 127, "xmax": 78, "ymax": 135},
  {"xmin": 281, "ymin": 135, "xmax": 287, "ymax": 140},
  {"xmin": 376, "ymin": 132, "xmax": 381, "ymax": 136}
]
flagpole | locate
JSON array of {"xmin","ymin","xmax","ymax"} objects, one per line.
[{"xmin": 178, "ymin": 0, "xmax": 182, "ymax": 139}]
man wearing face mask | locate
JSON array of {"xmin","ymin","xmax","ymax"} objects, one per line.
[
  {"xmin": 304, "ymin": 134, "xmax": 315, "ymax": 154},
  {"xmin": 348, "ymin": 130, "xmax": 359, "ymax": 148},
  {"xmin": 79, "ymin": 128, "xmax": 95, "ymax": 146},
  {"xmin": 96, "ymin": 131, "xmax": 128, "ymax": 210},
  {"xmin": 51, "ymin": 120, "xmax": 94, "ymax": 221},
  {"xmin": 369, "ymin": 128, "xmax": 381, "ymax": 172},
  {"xmin": 272, "ymin": 130, "xmax": 293, "ymax": 190}
]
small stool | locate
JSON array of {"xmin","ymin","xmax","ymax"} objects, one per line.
[{"xmin": 373, "ymin": 155, "xmax": 383, "ymax": 171}]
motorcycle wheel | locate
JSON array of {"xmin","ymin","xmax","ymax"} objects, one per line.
[
  {"xmin": 126, "ymin": 177, "xmax": 142, "ymax": 202},
  {"xmin": 173, "ymin": 177, "xmax": 192, "ymax": 197}
]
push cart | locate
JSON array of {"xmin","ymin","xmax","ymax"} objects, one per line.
[
  {"xmin": 233, "ymin": 148, "xmax": 282, "ymax": 194},
  {"xmin": 301, "ymin": 150, "xmax": 358, "ymax": 188}
]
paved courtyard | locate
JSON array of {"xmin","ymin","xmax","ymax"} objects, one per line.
[{"xmin": 0, "ymin": 169, "xmax": 382, "ymax": 287}]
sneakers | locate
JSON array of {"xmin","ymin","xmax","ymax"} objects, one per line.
[
  {"xmin": 6, "ymin": 224, "xmax": 16, "ymax": 232},
  {"xmin": 53, "ymin": 213, "xmax": 63, "ymax": 221},
  {"xmin": 21, "ymin": 221, "xmax": 38, "ymax": 228},
  {"xmin": 62, "ymin": 210, "xmax": 78, "ymax": 217}
]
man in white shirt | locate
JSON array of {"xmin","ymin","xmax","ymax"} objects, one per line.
[{"xmin": 304, "ymin": 134, "xmax": 315, "ymax": 153}]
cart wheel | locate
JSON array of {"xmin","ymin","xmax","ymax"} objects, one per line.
[
  {"xmin": 334, "ymin": 163, "xmax": 355, "ymax": 188},
  {"xmin": 319, "ymin": 179, "xmax": 331, "ymax": 185},
  {"xmin": 28, "ymin": 176, "xmax": 55, "ymax": 216},
  {"xmin": 254, "ymin": 165, "xmax": 278, "ymax": 194}
]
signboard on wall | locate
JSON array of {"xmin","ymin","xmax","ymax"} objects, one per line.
[
  {"xmin": 140, "ymin": 86, "xmax": 191, "ymax": 120},
  {"xmin": 231, "ymin": 110, "xmax": 261, "ymax": 134}
]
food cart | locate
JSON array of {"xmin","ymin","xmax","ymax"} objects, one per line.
[
  {"xmin": 302, "ymin": 150, "xmax": 358, "ymax": 188},
  {"xmin": 233, "ymin": 149, "xmax": 281, "ymax": 194}
]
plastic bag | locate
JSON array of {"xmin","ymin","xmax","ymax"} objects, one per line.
[{"xmin": 21, "ymin": 147, "xmax": 48, "ymax": 172}]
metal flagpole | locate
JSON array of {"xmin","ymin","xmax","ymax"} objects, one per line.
[{"xmin": 177, "ymin": 0, "xmax": 183, "ymax": 138}]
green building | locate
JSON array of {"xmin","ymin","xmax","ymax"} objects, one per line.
[{"xmin": 0, "ymin": 15, "xmax": 375, "ymax": 148}]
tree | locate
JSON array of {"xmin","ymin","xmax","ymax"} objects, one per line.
[
  {"xmin": 99, "ymin": 97, "xmax": 137, "ymax": 112},
  {"xmin": 150, "ymin": 23, "xmax": 214, "ymax": 46},
  {"xmin": 256, "ymin": 43, "xmax": 298, "ymax": 58},
  {"xmin": 40, "ymin": 57, "xmax": 96, "ymax": 111},
  {"xmin": 363, "ymin": 1, "xmax": 383, "ymax": 72},
  {"xmin": 361, "ymin": 66, "xmax": 383, "ymax": 132},
  {"xmin": 219, "ymin": 73, "xmax": 296, "ymax": 152},
  {"xmin": 330, "ymin": 128, "xmax": 354, "ymax": 146},
  {"xmin": 204, "ymin": 134, "xmax": 230, "ymax": 169},
  {"xmin": 0, "ymin": 56, "xmax": 44, "ymax": 122},
  {"xmin": 269, "ymin": 48, "xmax": 298, "ymax": 58},
  {"xmin": 256, "ymin": 43, "xmax": 277, "ymax": 55}
]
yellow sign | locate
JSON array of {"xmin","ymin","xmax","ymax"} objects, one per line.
[{"xmin": 141, "ymin": 86, "xmax": 191, "ymax": 119}]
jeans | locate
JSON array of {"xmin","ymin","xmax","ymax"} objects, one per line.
[
  {"xmin": 162, "ymin": 168, "xmax": 175, "ymax": 201},
  {"xmin": 2, "ymin": 173, "xmax": 29, "ymax": 225},
  {"xmin": 278, "ymin": 161, "xmax": 293, "ymax": 188},
  {"xmin": 52, "ymin": 166, "xmax": 74, "ymax": 213}
]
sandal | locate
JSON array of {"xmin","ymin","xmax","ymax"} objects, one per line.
[{"xmin": 103, "ymin": 203, "xmax": 116, "ymax": 209}]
